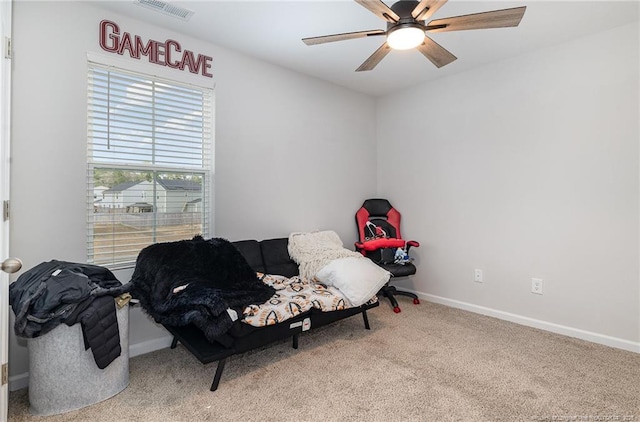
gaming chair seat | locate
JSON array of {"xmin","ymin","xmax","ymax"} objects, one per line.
[{"xmin": 355, "ymin": 198, "xmax": 420, "ymax": 313}]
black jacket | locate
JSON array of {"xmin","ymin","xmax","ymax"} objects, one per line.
[
  {"xmin": 9, "ymin": 260, "xmax": 126, "ymax": 368},
  {"xmin": 65, "ymin": 295, "xmax": 122, "ymax": 369}
]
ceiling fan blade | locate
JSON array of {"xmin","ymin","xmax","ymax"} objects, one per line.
[
  {"xmin": 411, "ymin": 0, "xmax": 448, "ymax": 21},
  {"xmin": 354, "ymin": 0, "xmax": 400, "ymax": 23},
  {"xmin": 416, "ymin": 36, "xmax": 457, "ymax": 68},
  {"xmin": 426, "ymin": 6, "xmax": 526, "ymax": 32},
  {"xmin": 303, "ymin": 29, "xmax": 386, "ymax": 46},
  {"xmin": 356, "ymin": 42, "xmax": 392, "ymax": 72}
]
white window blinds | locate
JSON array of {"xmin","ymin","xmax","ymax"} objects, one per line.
[{"xmin": 87, "ymin": 63, "xmax": 213, "ymax": 269}]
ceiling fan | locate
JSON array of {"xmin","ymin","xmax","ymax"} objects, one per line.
[{"xmin": 302, "ymin": 0, "xmax": 526, "ymax": 71}]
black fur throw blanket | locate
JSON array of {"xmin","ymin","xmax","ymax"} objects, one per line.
[{"xmin": 129, "ymin": 236, "xmax": 275, "ymax": 343}]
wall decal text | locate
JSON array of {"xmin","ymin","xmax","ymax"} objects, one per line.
[{"xmin": 99, "ymin": 20, "xmax": 213, "ymax": 78}]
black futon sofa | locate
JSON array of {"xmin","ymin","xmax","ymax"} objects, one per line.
[{"xmin": 162, "ymin": 237, "xmax": 379, "ymax": 391}]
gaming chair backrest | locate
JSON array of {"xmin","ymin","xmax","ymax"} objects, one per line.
[{"xmin": 355, "ymin": 198, "xmax": 403, "ymax": 242}]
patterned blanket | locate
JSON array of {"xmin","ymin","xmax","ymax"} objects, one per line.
[{"xmin": 242, "ymin": 273, "xmax": 377, "ymax": 327}]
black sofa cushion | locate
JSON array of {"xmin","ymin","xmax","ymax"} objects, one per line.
[
  {"xmin": 259, "ymin": 238, "xmax": 299, "ymax": 278},
  {"xmin": 232, "ymin": 240, "xmax": 265, "ymax": 273},
  {"xmin": 231, "ymin": 238, "xmax": 297, "ymax": 277}
]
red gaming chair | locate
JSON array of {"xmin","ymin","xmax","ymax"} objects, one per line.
[{"xmin": 355, "ymin": 198, "xmax": 420, "ymax": 313}]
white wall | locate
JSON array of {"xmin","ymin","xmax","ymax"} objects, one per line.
[
  {"xmin": 213, "ymin": 44, "xmax": 377, "ymax": 242},
  {"xmin": 376, "ymin": 22, "xmax": 640, "ymax": 349},
  {"xmin": 8, "ymin": 1, "xmax": 377, "ymax": 384}
]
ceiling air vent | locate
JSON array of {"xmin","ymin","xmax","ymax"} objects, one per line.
[{"xmin": 134, "ymin": 0, "xmax": 195, "ymax": 21}]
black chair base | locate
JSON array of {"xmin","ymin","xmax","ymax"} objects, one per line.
[{"xmin": 379, "ymin": 284, "xmax": 420, "ymax": 313}]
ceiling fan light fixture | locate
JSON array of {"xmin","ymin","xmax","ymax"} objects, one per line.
[{"xmin": 386, "ymin": 25, "xmax": 425, "ymax": 50}]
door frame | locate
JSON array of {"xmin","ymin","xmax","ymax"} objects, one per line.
[{"xmin": 1, "ymin": 0, "xmax": 13, "ymax": 418}]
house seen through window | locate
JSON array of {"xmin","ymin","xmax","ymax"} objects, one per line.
[{"xmin": 87, "ymin": 63, "xmax": 213, "ymax": 269}]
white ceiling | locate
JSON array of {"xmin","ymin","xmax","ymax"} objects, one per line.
[{"xmin": 93, "ymin": 0, "xmax": 640, "ymax": 96}]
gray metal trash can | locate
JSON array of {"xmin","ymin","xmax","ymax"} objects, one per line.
[{"xmin": 27, "ymin": 304, "xmax": 130, "ymax": 416}]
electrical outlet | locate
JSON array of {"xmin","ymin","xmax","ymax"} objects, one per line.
[
  {"xmin": 474, "ymin": 269, "xmax": 483, "ymax": 283},
  {"xmin": 531, "ymin": 278, "xmax": 543, "ymax": 295}
]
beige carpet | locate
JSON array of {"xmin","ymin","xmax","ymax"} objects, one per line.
[{"xmin": 8, "ymin": 298, "xmax": 640, "ymax": 421}]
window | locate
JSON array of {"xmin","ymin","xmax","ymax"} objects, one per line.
[{"xmin": 87, "ymin": 63, "xmax": 213, "ymax": 269}]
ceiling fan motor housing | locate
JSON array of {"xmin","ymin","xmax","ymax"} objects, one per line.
[{"xmin": 387, "ymin": 0, "xmax": 426, "ymax": 31}]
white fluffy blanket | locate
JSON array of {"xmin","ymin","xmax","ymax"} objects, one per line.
[{"xmin": 288, "ymin": 230, "xmax": 363, "ymax": 280}]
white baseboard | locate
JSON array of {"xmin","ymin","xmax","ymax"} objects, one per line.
[
  {"xmin": 129, "ymin": 335, "xmax": 173, "ymax": 358},
  {"xmin": 9, "ymin": 335, "xmax": 174, "ymax": 392},
  {"xmin": 416, "ymin": 291, "xmax": 640, "ymax": 354},
  {"xmin": 8, "ymin": 372, "xmax": 29, "ymax": 392}
]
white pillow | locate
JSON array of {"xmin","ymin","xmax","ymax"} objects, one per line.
[{"xmin": 315, "ymin": 257, "xmax": 390, "ymax": 307}]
